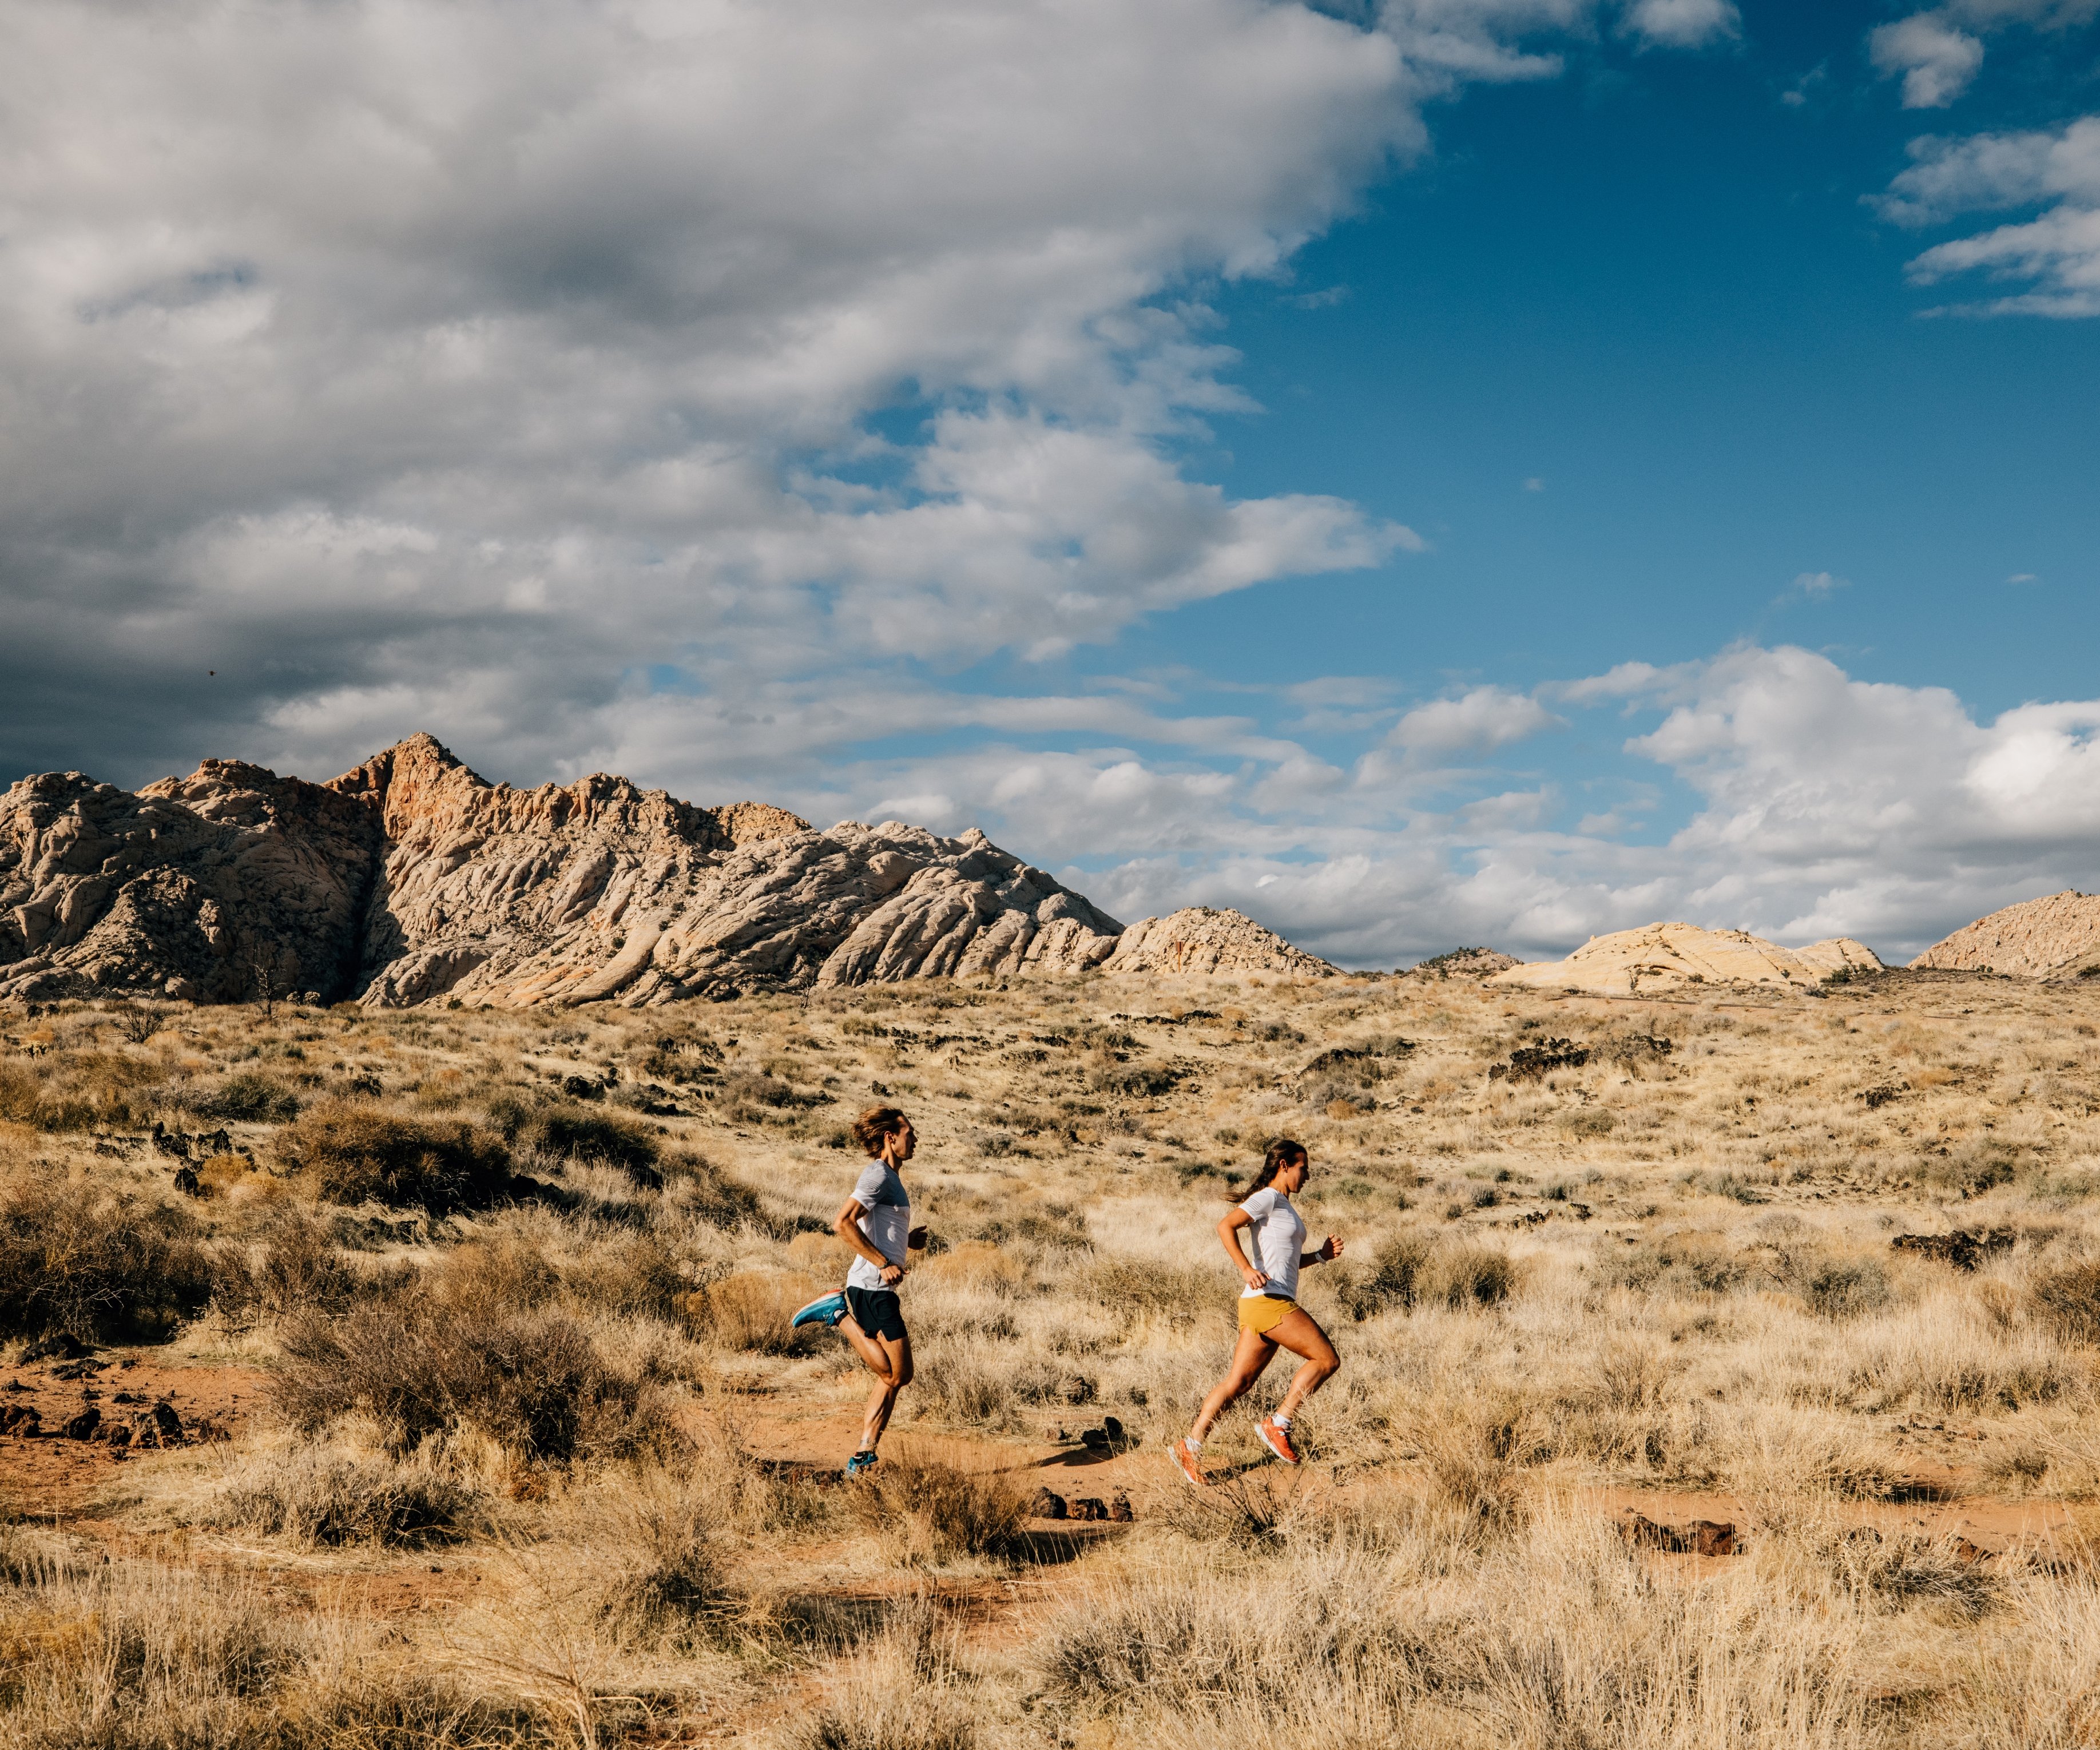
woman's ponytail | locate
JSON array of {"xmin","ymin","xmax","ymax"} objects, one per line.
[{"xmin": 1245, "ymin": 1136, "xmax": 1306, "ymax": 1196}]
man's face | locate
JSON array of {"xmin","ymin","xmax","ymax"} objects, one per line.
[{"xmin": 889, "ymin": 1120, "xmax": 916, "ymax": 1161}]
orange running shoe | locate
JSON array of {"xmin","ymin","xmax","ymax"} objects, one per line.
[
  {"xmin": 1256, "ymin": 1416, "xmax": 1301, "ymax": 1465},
  {"xmin": 1170, "ymin": 1437, "xmax": 1208, "ymax": 1487}
]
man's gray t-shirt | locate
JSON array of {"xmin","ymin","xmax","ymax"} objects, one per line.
[{"xmin": 845, "ymin": 1161, "xmax": 911, "ymax": 1292}]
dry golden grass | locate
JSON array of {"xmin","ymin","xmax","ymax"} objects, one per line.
[{"xmin": 7, "ymin": 966, "xmax": 2100, "ymax": 1743}]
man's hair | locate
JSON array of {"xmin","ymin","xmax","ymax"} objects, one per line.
[
  {"xmin": 1246, "ymin": 1137, "xmax": 1307, "ymax": 1195},
  {"xmin": 851, "ymin": 1104, "xmax": 910, "ymax": 1157}
]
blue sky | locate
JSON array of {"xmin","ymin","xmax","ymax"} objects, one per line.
[{"xmin": 2, "ymin": 0, "xmax": 2097, "ymax": 967}]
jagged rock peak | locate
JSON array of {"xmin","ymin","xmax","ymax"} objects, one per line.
[
  {"xmin": 324, "ymin": 732, "xmax": 808, "ymax": 852},
  {"xmin": 1490, "ymin": 922, "xmax": 1883, "ymax": 998},
  {"xmin": 1913, "ymin": 890, "xmax": 2100, "ymax": 979},
  {"xmin": 1, "ymin": 738, "xmax": 1333, "ymax": 1009}
]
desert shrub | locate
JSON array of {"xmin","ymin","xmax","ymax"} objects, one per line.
[
  {"xmin": 1340, "ymin": 1233, "xmax": 1434, "ymax": 1319},
  {"xmin": 434, "ymin": 1235, "xmax": 561, "ymax": 1316},
  {"xmin": 215, "ymin": 1451, "xmax": 482, "ymax": 1547},
  {"xmin": 1081, "ymin": 1257, "xmax": 1218, "ymax": 1316},
  {"xmin": 664, "ymin": 1149, "xmax": 767, "ymax": 1231},
  {"xmin": 2031, "ymin": 1260, "xmax": 2100, "ymax": 1343},
  {"xmin": 559, "ymin": 1232, "xmax": 689, "ymax": 1323},
  {"xmin": 275, "ymin": 1297, "xmax": 678, "ymax": 1463},
  {"xmin": 273, "ymin": 1101, "xmax": 513, "ymax": 1213},
  {"xmin": 1920, "ymin": 1139, "xmax": 2023, "ymax": 1195},
  {"xmin": 719, "ymin": 1071, "xmax": 803, "ymax": 1124},
  {"xmin": 846, "ymin": 1451, "xmax": 1030, "ymax": 1563},
  {"xmin": 0, "ymin": 1182, "xmax": 215, "ymax": 1342},
  {"xmin": 974, "ymin": 1204, "xmax": 1090, "ymax": 1251},
  {"xmin": 1599, "ymin": 1230, "xmax": 1748, "ymax": 1299},
  {"xmin": 212, "ymin": 1214, "xmax": 398, "ymax": 1330},
  {"xmin": 185, "ymin": 1069, "xmax": 301, "ymax": 1124},
  {"xmin": 1781, "ymin": 1248, "xmax": 1891, "ymax": 1320},
  {"xmin": 517, "ymin": 1103, "xmax": 662, "ymax": 1185},
  {"xmin": 692, "ymin": 1272, "xmax": 827, "ymax": 1355},
  {"xmin": 598, "ymin": 1482, "xmax": 735, "ymax": 1640},
  {"xmin": 1341, "ymin": 1234, "xmax": 1516, "ymax": 1318},
  {"xmin": 1091, "ymin": 1061, "xmax": 1182, "ymax": 1098}
]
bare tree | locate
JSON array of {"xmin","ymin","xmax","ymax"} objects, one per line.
[{"xmin": 237, "ymin": 935, "xmax": 301, "ymax": 1019}]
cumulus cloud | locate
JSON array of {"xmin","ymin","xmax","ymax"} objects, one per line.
[
  {"xmin": 1876, "ymin": 116, "xmax": 2100, "ymax": 314},
  {"xmin": 895, "ymin": 646, "xmax": 2100, "ymax": 970},
  {"xmin": 0, "ymin": 0, "xmax": 1739, "ymax": 792},
  {"xmin": 1621, "ymin": 0, "xmax": 1741, "ymax": 50},
  {"xmin": 1390, "ymin": 686, "xmax": 1564, "ymax": 754},
  {"xmin": 1868, "ymin": 1, "xmax": 2099, "ymax": 112},
  {"xmin": 1871, "ymin": 14, "xmax": 1987, "ymax": 108}
]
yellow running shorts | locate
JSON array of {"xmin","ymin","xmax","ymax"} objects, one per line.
[{"xmin": 1237, "ymin": 1293, "xmax": 1300, "ymax": 1336}]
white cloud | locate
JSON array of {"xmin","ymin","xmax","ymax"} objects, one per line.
[
  {"xmin": 1390, "ymin": 686, "xmax": 1564, "ymax": 753},
  {"xmin": 1867, "ymin": 2, "xmax": 2100, "ymax": 113},
  {"xmin": 1871, "ymin": 14, "xmax": 1987, "ymax": 108},
  {"xmin": 0, "ymin": 0, "xmax": 1720, "ymax": 791},
  {"xmin": 1877, "ymin": 117, "xmax": 2100, "ymax": 315},
  {"xmin": 1790, "ymin": 570, "xmax": 1846, "ymax": 596},
  {"xmin": 1621, "ymin": 0, "xmax": 1741, "ymax": 49}
]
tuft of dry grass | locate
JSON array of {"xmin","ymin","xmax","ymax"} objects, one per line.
[
  {"xmin": 0, "ymin": 1181, "xmax": 216, "ymax": 1342},
  {"xmin": 273, "ymin": 1100, "xmax": 513, "ymax": 1213}
]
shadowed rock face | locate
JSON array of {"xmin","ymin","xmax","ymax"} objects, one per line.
[{"xmin": 0, "ymin": 734, "xmax": 1332, "ymax": 1008}]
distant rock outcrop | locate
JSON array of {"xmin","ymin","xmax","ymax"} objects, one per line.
[
  {"xmin": 1489, "ymin": 922, "xmax": 1883, "ymax": 999},
  {"xmin": 0, "ymin": 735, "xmax": 1328, "ymax": 1007},
  {"xmin": 1406, "ymin": 947, "xmax": 1521, "ymax": 980},
  {"xmin": 1101, "ymin": 906, "xmax": 1335, "ymax": 978},
  {"xmin": 1913, "ymin": 891, "xmax": 2100, "ymax": 980}
]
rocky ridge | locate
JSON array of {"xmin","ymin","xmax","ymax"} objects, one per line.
[
  {"xmin": 0, "ymin": 735, "xmax": 1334, "ymax": 1008},
  {"xmin": 1912, "ymin": 891, "xmax": 2100, "ymax": 980},
  {"xmin": 1490, "ymin": 922, "xmax": 1883, "ymax": 999}
]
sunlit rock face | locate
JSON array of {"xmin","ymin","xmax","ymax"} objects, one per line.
[{"xmin": 2, "ymin": 734, "xmax": 1328, "ymax": 1009}]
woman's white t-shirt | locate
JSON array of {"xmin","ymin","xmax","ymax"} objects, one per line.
[{"xmin": 1237, "ymin": 1186, "xmax": 1307, "ymax": 1301}]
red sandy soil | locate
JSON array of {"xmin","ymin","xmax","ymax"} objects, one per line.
[{"xmin": 1, "ymin": 1347, "xmax": 265, "ymax": 1518}]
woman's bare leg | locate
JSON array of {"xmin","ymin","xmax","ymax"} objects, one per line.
[
  {"xmin": 1190, "ymin": 1327, "xmax": 1279, "ymax": 1441},
  {"xmin": 1262, "ymin": 1309, "xmax": 1339, "ymax": 1419}
]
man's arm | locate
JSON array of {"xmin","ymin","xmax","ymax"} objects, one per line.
[{"xmin": 835, "ymin": 1193, "xmax": 902, "ymax": 1285}]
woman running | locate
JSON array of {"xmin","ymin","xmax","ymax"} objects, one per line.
[
  {"xmin": 1172, "ymin": 1137, "xmax": 1342, "ymax": 1483},
  {"xmin": 791, "ymin": 1104, "xmax": 926, "ymax": 1475}
]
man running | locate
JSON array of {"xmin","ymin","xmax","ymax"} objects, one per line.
[
  {"xmin": 791, "ymin": 1104, "xmax": 926, "ymax": 1475},
  {"xmin": 1172, "ymin": 1137, "xmax": 1343, "ymax": 1484}
]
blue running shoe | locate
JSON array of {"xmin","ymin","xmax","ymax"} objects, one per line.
[
  {"xmin": 844, "ymin": 1449, "xmax": 879, "ymax": 1478},
  {"xmin": 791, "ymin": 1291, "xmax": 849, "ymax": 1331}
]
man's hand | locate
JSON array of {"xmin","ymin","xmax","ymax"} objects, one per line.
[
  {"xmin": 880, "ymin": 1261, "xmax": 904, "ymax": 1287},
  {"xmin": 907, "ymin": 1225, "xmax": 929, "ymax": 1251}
]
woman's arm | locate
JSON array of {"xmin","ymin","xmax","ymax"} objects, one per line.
[
  {"xmin": 1300, "ymin": 1236, "xmax": 1344, "ymax": 1267},
  {"xmin": 1217, "ymin": 1208, "xmax": 1266, "ymax": 1291},
  {"xmin": 835, "ymin": 1194, "xmax": 903, "ymax": 1285}
]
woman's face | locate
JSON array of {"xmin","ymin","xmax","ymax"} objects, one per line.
[{"xmin": 1276, "ymin": 1152, "xmax": 1309, "ymax": 1191}]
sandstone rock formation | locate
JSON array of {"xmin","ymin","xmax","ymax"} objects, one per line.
[
  {"xmin": 1912, "ymin": 891, "xmax": 2100, "ymax": 979},
  {"xmin": 1, "ymin": 735, "xmax": 1331, "ymax": 1007},
  {"xmin": 1099, "ymin": 906, "xmax": 1334, "ymax": 978},
  {"xmin": 1406, "ymin": 947, "xmax": 1521, "ymax": 980},
  {"xmin": 1488, "ymin": 922, "xmax": 1883, "ymax": 999}
]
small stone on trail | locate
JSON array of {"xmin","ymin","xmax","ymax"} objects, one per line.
[
  {"xmin": 1109, "ymin": 1491, "xmax": 1133, "ymax": 1522},
  {"xmin": 61, "ymin": 1407, "xmax": 102, "ymax": 1441},
  {"xmin": 1071, "ymin": 1498, "xmax": 1108, "ymax": 1522},
  {"xmin": 1029, "ymin": 1487, "xmax": 1067, "ymax": 1519}
]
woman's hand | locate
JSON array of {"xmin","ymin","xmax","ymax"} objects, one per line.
[
  {"xmin": 1241, "ymin": 1265, "xmax": 1270, "ymax": 1292},
  {"xmin": 1317, "ymin": 1236, "xmax": 1343, "ymax": 1263}
]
